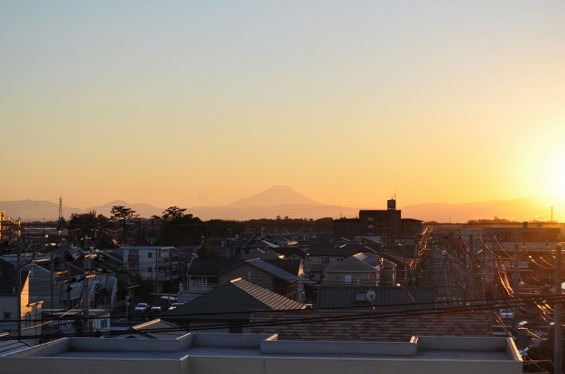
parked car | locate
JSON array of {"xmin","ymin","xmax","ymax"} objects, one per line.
[
  {"xmin": 150, "ymin": 306, "xmax": 162, "ymax": 316},
  {"xmin": 134, "ymin": 303, "xmax": 149, "ymax": 314},
  {"xmin": 167, "ymin": 303, "xmax": 184, "ymax": 311}
]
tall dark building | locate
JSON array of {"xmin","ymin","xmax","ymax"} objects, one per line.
[{"xmin": 359, "ymin": 199, "xmax": 401, "ymax": 237}]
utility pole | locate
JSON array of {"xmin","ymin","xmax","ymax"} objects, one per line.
[
  {"xmin": 555, "ymin": 243, "xmax": 562, "ymax": 374},
  {"xmin": 50, "ymin": 251, "xmax": 55, "ymax": 308},
  {"xmin": 16, "ymin": 243, "xmax": 22, "ymax": 338},
  {"xmin": 82, "ymin": 254, "xmax": 95, "ymax": 335},
  {"xmin": 467, "ymin": 236, "xmax": 474, "ymax": 301}
]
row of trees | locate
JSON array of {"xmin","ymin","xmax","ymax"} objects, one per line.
[
  {"xmin": 67, "ymin": 205, "xmax": 337, "ymax": 250},
  {"xmin": 67, "ymin": 205, "xmax": 208, "ymax": 248}
]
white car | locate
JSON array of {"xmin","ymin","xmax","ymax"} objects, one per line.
[
  {"xmin": 168, "ymin": 303, "xmax": 184, "ymax": 311},
  {"xmin": 134, "ymin": 303, "xmax": 149, "ymax": 313}
]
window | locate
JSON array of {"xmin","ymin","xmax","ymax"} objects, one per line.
[
  {"xmin": 344, "ymin": 275, "xmax": 352, "ymax": 284},
  {"xmin": 148, "ymin": 253, "xmax": 153, "ymax": 258},
  {"xmin": 3, "ymin": 312, "xmax": 10, "ymax": 319},
  {"xmin": 321, "ymin": 257, "xmax": 330, "ymax": 264}
]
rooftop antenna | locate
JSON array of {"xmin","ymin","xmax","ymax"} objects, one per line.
[{"xmin": 551, "ymin": 206, "xmax": 554, "ymax": 222}]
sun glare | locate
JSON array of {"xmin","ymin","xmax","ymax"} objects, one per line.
[
  {"xmin": 544, "ymin": 152, "xmax": 565, "ymax": 199},
  {"xmin": 524, "ymin": 122, "xmax": 565, "ymax": 204},
  {"xmin": 533, "ymin": 121, "xmax": 565, "ymax": 209}
]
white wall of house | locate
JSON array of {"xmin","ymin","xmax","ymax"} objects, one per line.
[{"xmin": 122, "ymin": 247, "xmax": 179, "ymax": 291}]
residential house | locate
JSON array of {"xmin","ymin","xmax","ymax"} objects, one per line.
[
  {"xmin": 23, "ymin": 253, "xmax": 119, "ymax": 311},
  {"xmin": 41, "ymin": 308, "xmax": 111, "ymax": 338},
  {"xmin": 117, "ymin": 246, "xmax": 179, "ymax": 292},
  {"xmin": 0, "ymin": 258, "xmax": 42, "ymax": 344},
  {"xmin": 22, "ymin": 259, "xmax": 68, "ymax": 309},
  {"xmin": 163, "ymin": 277, "xmax": 305, "ymax": 333},
  {"xmin": 187, "ymin": 258, "xmax": 307, "ymax": 301},
  {"xmin": 219, "ymin": 232, "xmax": 262, "ymax": 259},
  {"xmin": 323, "ymin": 252, "xmax": 382, "ymax": 286},
  {"xmin": 271, "ymin": 247, "xmax": 308, "ymax": 262},
  {"xmin": 186, "ymin": 258, "xmax": 243, "ymax": 294},
  {"xmin": 373, "ymin": 243, "xmax": 419, "ymax": 286},
  {"xmin": 218, "ymin": 258, "xmax": 303, "ymax": 300},
  {"xmin": 304, "ymin": 244, "xmax": 362, "ymax": 282}
]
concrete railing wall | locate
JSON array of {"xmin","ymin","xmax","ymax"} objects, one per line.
[
  {"xmin": 261, "ymin": 339, "xmax": 418, "ymax": 356},
  {"xmin": 193, "ymin": 333, "xmax": 276, "ymax": 348},
  {"xmin": 11, "ymin": 337, "xmax": 70, "ymax": 357}
]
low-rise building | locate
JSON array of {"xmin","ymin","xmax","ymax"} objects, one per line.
[
  {"xmin": 117, "ymin": 246, "xmax": 179, "ymax": 292},
  {"xmin": 0, "ymin": 259, "xmax": 42, "ymax": 344},
  {"xmin": 0, "ymin": 212, "xmax": 20, "ymax": 244},
  {"xmin": 0, "ymin": 332, "xmax": 523, "ymax": 374}
]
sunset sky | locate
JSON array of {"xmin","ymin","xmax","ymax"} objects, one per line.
[{"xmin": 2, "ymin": 1, "xmax": 565, "ymax": 219}]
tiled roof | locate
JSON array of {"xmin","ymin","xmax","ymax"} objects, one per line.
[
  {"xmin": 325, "ymin": 256, "xmax": 378, "ymax": 273},
  {"xmin": 232, "ymin": 278, "xmax": 305, "ymax": 310},
  {"xmin": 163, "ymin": 278, "xmax": 305, "ymax": 322},
  {"xmin": 187, "ymin": 258, "xmax": 244, "ymax": 276},
  {"xmin": 130, "ymin": 318, "xmax": 186, "ymax": 339},
  {"xmin": 264, "ymin": 259, "xmax": 302, "ymax": 275},
  {"xmin": 316, "ymin": 285, "xmax": 436, "ymax": 310},
  {"xmin": 250, "ymin": 309, "xmax": 495, "ymax": 342},
  {"xmin": 306, "ymin": 245, "xmax": 360, "ymax": 257},
  {"xmin": 245, "ymin": 259, "xmax": 298, "ymax": 282},
  {"xmin": 272, "ymin": 248, "xmax": 308, "ymax": 259},
  {"xmin": 232, "ymin": 233, "xmax": 256, "ymax": 248}
]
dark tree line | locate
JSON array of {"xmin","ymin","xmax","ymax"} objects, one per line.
[
  {"xmin": 66, "ymin": 206, "xmax": 335, "ymax": 249},
  {"xmin": 67, "ymin": 205, "xmax": 207, "ymax": 248}
]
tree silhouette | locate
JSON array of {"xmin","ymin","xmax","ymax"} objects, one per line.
[
  {"xmin": 159, "ymin": 206, "xmax": 202, "ymax": 245},
  {"xmin": 68, "ymin": 211, "xmax": 112, "ymax": 248},
  {"xmin": 110, "ymin": 205, "xmax": 137, "ymax": 244}
]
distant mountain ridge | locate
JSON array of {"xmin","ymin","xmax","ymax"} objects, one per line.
[
  {"xmin": 226, "ymin": 185, "xmax": 322, "ymax": 208},
  {"xmin": 191, "ymin": 185, "xmax": 357, "ymax": 220},
  {"xmin": 0, "ymin": 187, "xmax": 558, "ymax": 223}
]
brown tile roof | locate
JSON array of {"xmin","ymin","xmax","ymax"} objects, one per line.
[
  {"xmin": 250, "ymin": 309, "xmax": 495, "ymax": 342},
  {"xmin": 164, "ymin": 278, "xmax": 305, "ymax": 322}
]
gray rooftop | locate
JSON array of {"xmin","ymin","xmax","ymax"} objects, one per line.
[{"xmin": 0, "ymin": 333, "xmax": 522, "ymax": 373}]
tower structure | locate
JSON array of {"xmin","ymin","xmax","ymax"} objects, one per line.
[{"xmin": 57, "ymin": 196, "xmax": 64, "ymax": 234}]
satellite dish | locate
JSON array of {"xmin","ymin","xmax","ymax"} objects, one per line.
[{"xmin": 366, "ymin": 289, "xmax": 377, "ymax": 304}]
